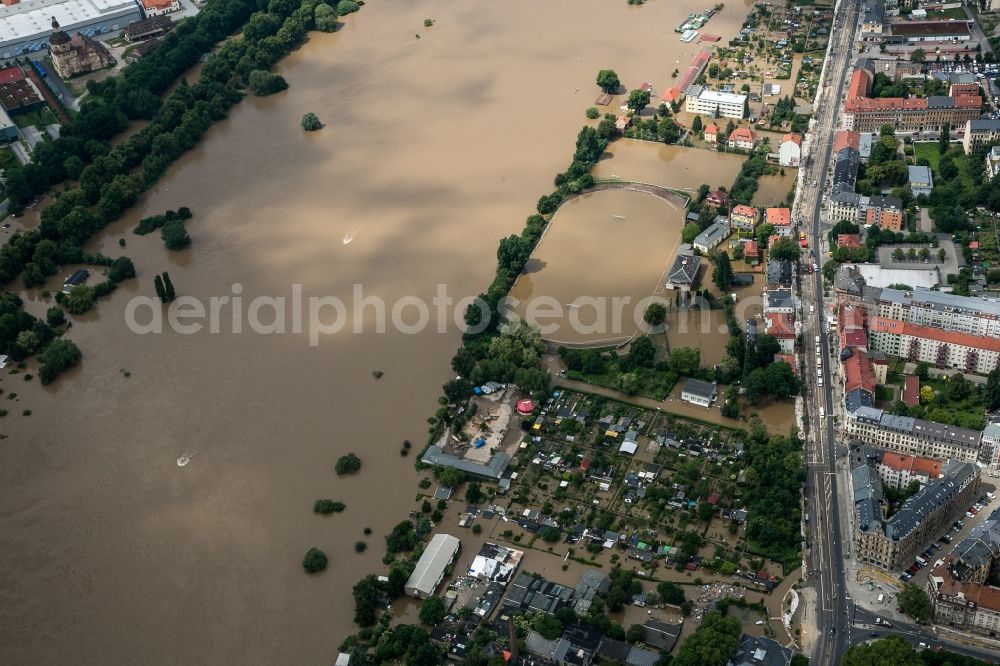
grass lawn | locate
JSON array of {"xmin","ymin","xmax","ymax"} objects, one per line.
[
  {"xmin": 913, "ymin": 142, "xmax": 974, "ymax": 191},
  {"xmin": 875, "ymin": 385, "xmax": 895, "ymax": 402},
  {"xmin": 926, "ymin": 8, "xmax": 968, "ymax": 20},
  {"xmin": 922, "ymin": 376, "xmax": 987, "ymax": 430},
  {"xmin": 976, "ymin": 215, "xmax": 999, "ymax": 269},
  {"xmin": 12, "ymin": 108, "xmax": 58, "ymax": 130}
]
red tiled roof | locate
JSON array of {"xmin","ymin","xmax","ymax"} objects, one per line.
[
  {"xmin": 662, "ymin": 87, "xmax": 682, "ymax": 103},
  {"xmin": 765, "ymin": 313, "xmax": 796, "ymax": 339},
  {"xmin": 773, "ymin": 353, "xmax": 798, "ymax": 373},
  {"xmin": 950, "ymin": 83, "xmax": 981, "ymax": 96},
  {"xmin": 880, "ymin": 451, "xmax": 942, "ymax": 477},
  {"xmin": 766, "ymin": 208, "xmax": 791, "ymax": 226},
  {"xmin": 843, "ymin": 350, "xmax": 876, "ymax": 395},
  {"xmin": 0, "ymin": 66, "xmax": 24, "ymax": 86},
  {"xmin": 839, "ymin": 304, "xmax": 865, "ymax": 330},
  {"xmin": 969, "ymin": 241, "xmax": 980, "ymax": 250},
  {"xmin": 837, "ymin": 234, "xmax": 861, "ymax": 249},
  {"xmin": 744, "ymin": 239, "xmax": 759, "ymax": 256},
  {"xmin": 953, "ymin": 95, "xmax": 982, "ymax": 110},
  {"xmin": 142, "ymin": 0, "xmax": 175, "ymax": 8},
  {"xmin": 707, "ymin": 493, "xmax": 720, "ymax": 505},
  {"xmin": 845, "ymin": 69, "xmax": 872, "ymax": 110},
  {"xmin": 869, "ymin": 316, "xmax": 1000, "ymax": 353},
  {"xmin": 729, "ymin": 127, "xmax": 757, "ymax": 143},
  {"xmin": 704, "ymin": 123, "xmax": 719, "ymax": 135},
  {"xmin": 903, "ymin": 375, "xmax": 920, "ymax": 407},
  {"xmin": 936, "ymin": 561, "xmax": 1000, "ymax": 613},
  {"xmin": 848, "ymin": 96, "xmax": 928, "ymax": 113},
  {"xmin": 841, "ymin": 329, "xmax": 868, "ymax": 348},
  {"xmin": 833, "ymin": 130, "xmax": 860, "ymax": 152},
  {"xmin": 781, "ymin": 132, "xmax": 802, "ymax": 146}
]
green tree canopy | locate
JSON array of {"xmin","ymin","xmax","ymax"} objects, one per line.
[
  {"xmin": 626, "ymin": 89, "xmax": 651, "ymax": 114},
  {"xmin": 672, "ymin": 611, "xmax": 741, "ymax": 666},
  {"xmin": 301, "ymin": 112, "xmax": 322, "ymax": 131},
  {"xmin": 711, "ymin": 250, "xmax": 735, "ymax": 292},
  {"xmin": 302, "ymin": 547, "xmax": 328, "ymax": 573},
  {"xmin": 644, "ymin": 302, "xmax": 667, "ymax": 327},
  {"xmin": 596, "ymin": 69, "xmax": 621, "ymax": 94},
  {"xmin": 418, "ymin": 596, "xmax": 446, "ymax": 626},
  {"xmin": 842, "ymin": 636, "xmax": 922, "ymax": 666},
  {"xmin": 897, "ymin": 582, "xmax": 933, "ymax": 622}
]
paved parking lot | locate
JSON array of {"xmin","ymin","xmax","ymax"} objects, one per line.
[{"xmin": 875, "ymin": 239, "xmax": 960, "ymax": 277}]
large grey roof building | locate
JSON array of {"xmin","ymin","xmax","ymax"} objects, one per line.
[
  {"xmin": 853, "ymin": 458, "xmax": 980, "ymax": 570},
  {"xmin": 404, "ymin": 533, "xmax": 461, "ymax": 598},
  {"xmin": 845, "ymin": 406, "xmax": 984, "ymax": 463},
  {"xmin": 728, "ymin": 634, "xmax": 793, "ymax": 666}
]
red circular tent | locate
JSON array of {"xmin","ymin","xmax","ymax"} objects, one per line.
[{"xmin": 516, "ymin": 399, "xmax": 535, "ymax": 415}]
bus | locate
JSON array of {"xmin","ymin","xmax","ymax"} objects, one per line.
[{"xmin": 32, "ymin": 60, "xmax": 46, "ymax": 78}]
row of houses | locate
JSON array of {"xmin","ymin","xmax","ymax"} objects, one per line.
[
  {"xmin": 852, "ymin": 452, "xmax": 980, "ymax": 571},
  {"xmin": 928, "ymin": 506, "xmax": 1000, "ymax": 638}
]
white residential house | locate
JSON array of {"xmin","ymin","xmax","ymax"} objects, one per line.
[
  {"xmin": 778, "ymin": 133, "xmax": 801, "ymax": 167},
  {"xmin": 681, "ymin": 378, "xmax": 717, "ymax": 407}
]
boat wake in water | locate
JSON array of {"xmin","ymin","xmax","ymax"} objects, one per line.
[{"xmin": 343, "ymin": 227, "xmax": 360, "ymax": 245}]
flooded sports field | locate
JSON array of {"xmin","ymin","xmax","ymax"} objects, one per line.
[
  {"xmin": 509, "ymin": 188, "xmax": 684, "ymax": 346},
  {"xmin": 593, "ymin": 139, "xmax": 746, "ymax": 193}
]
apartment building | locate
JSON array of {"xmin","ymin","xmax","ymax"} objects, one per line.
[
  {"xmin": 964, "ymin": 119, "xmax": 1000, "ymax": 155},
  {"xmin": 869, "ymin": 288, "xmax": 1000, "ymax": 338},
  {"xmin": 843, "ymin": 66, "xmax": 981, "ymax": 133},
  {"xmin": 928, "ymin": 509, "xmax": 1000, "ymax": 637},
  {"xmin": 830, "ymin": 191, "xmax": 866, "ymax": 223},
  {"xmin": 845, "ymin": 406, "xmax": 982, "ymax": 462},
  {"xmin": 876, "ymin": 451, "xmax": 942, "ymax": 489},
  {"xmin": 685, "ymin": 89, "xmax": 747, "ymax": 119},
  {"xmin": 868, "ymin": 316, "xmax": 1000, "ymax": 376},
  {"xmin": 865, "ymin": 194, "xmax": 904, "ymax": 231},
  {"xmin": 982, "ymin": 423, "xmax": 1000, "ymax": 471},
  {"xmin": 854, "ymin": 459, "xmax": 979, "ymax": 570}
]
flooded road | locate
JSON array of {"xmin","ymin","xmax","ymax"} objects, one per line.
[
  {"xmin": 0, "ymin": 1, "xmax": 757, "ymax": 664},
  {"xmin": 509, "ymin": 189, "xmax": 683, "ymax": 346}
]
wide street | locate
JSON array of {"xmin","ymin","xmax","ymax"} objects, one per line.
[{"xmin": 798, "ymin": 1, "xmax": 861, "ymax": 664}]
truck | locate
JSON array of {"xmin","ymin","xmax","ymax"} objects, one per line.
[{"xmin": 874, "ymin": 617, "xmax": 892, "ymax": 627}]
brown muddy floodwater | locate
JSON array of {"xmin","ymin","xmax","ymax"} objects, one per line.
[
  {"xmin": 0, "ymin": 1, "xmax": 756, "ymax": 664},
  {"xmin": 751, "ymin": 167, "xmax": 798, "ymax": 208},
  {"xmin": 593, "ymin": 139, "xmax": 746, "ymax": 194},
  {"xmin": 508, "ymin": 189, "xmax": 683, "ymax": 346}
]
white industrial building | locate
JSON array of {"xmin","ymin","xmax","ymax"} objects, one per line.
[
  {"xmin": 404, "ymin": 533, "xmax": 461, "ymax": 599},
  {"xmin": 685, "ymin": 89, "xmax": 747, "ymax": 119},
  {"xmin": 0, "ymin": 0, "xmax": 143, "ymax": 60}
]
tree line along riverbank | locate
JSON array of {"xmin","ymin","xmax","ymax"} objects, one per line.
[{"xmin": 0, "ymin": 0, "xmax": 358, "ymax": 382}]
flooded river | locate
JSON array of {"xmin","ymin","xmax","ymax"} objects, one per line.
[
  {"xmin": 0, "ymin": 1, "xmax": 756, "ymax": 664},
  {"xmin": 509, "ymin": 189, "xmax": 683, "ymax": 346}
]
